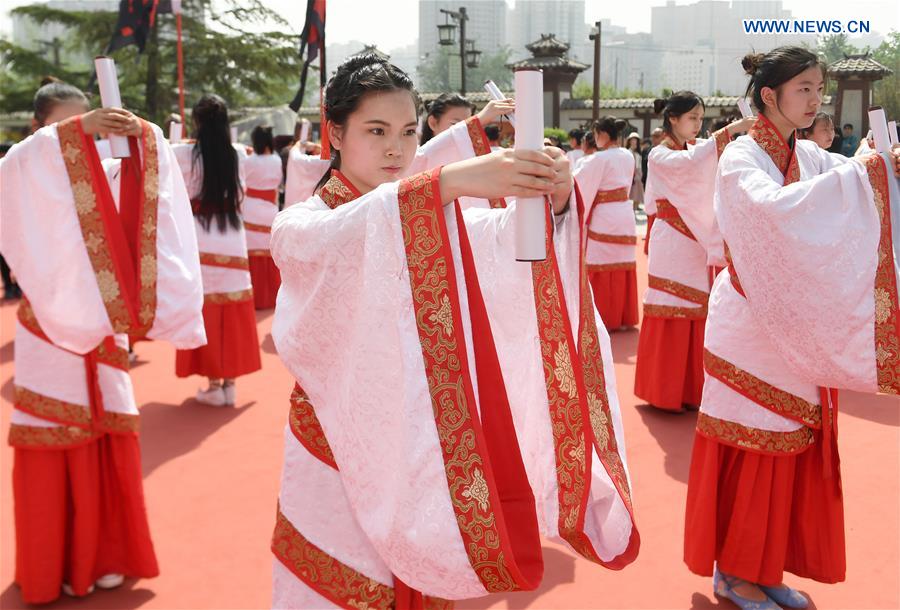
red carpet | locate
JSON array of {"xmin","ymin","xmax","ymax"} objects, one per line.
[{"xmin": 1, "ymin": 245, "xmax": 897, "ymax": 609}]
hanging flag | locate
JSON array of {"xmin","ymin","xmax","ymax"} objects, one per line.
[
  {"xmin": 289, "ymin": 0, "xmax": 326, "ymax": 112},
  {"xmin": 104, "ymin": 0, "xmax": 165, "ymax": 55}
]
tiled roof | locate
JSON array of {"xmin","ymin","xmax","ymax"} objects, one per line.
[{"xmin": 827, "ymin": 54, "xmax": 892, "ymax": 77}]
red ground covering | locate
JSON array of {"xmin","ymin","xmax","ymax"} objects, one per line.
[{"xmin": 1, "ymin": 249, "xmax": 897, "ymax": 609}]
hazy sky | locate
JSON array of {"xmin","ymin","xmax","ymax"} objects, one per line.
[{"xmin": 2, "ymin": 0, "xmax": 897, "ymax": 48}]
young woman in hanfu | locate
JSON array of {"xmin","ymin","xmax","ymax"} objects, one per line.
[
  {"xmin": 635, "ymin": 92, "xmax": 754, "ymax": 412},
  {"xmin": 574, "ymin": 116, "xmax": 640, "ymax": 330},
  {"xmin": 269, "ymin": 54, "xmax": 638, "ymax": 609},
  {"xmin": 242, "ymin": 125, "xmax": 284, "ymax": 309},
  {"xmin": 0, "ymin": 82, "xmax": 205, "ymax": 604},
  {"xmin": 172, "ymin": 94, "xmax": 261, "ymax": 406},
  {"xmin": 684, "ymin": 46, "xmax": 900, "ymax": 609}
]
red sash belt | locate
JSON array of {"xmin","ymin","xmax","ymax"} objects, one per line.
[
  {"xmin": 246, "ymin": 187, "xmax": 277, "ymax": 204},
  {"xmin": 593, "ymin": 186, "xmax": 630, "ymax": 205}
]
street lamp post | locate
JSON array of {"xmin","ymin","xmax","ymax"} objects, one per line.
[
  {"xmin": 438, "ymin": 6, "xmax": 480, "ymax": 95},
  {"xmin": 589, "ymin": 21, "xmax": 601, "ymax": 122}
]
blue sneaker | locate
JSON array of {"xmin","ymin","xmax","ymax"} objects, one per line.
[
  {"xmin": 713, "ymin": 568, "xmax": 782, "ymax": 610},
  {"xmin": 759, "ymin": 584, "xmax": 809, "ymax": 609}
]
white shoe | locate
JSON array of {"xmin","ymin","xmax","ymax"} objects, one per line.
[
  {"xmin": 62, "ymin": 582, "xmax": 95, "ymax": 597},
  {"xmin": 223, "ymin": 384, "xmax": 236, "ymax": 406},
  {"xmin": 195, "ymin": 386, "xmax": 226, "ymax": 406},
  {"xmin": 95, "ymin": 573, "xmax": 125, "ymax": 589}
]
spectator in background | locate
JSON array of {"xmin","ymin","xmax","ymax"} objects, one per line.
[
  {"xmin": 798, "ymin": 112, "xmax": 836, "ymax": 150},
  {"xmin": 483, "ymin": 124, "xmax": 502, "ymax": 151},
  {"xmin": 567, "ymin": 128, "xmax": 585, "ymax": 166},
  {"xmin": 840, "ymin": 123, "xmax": 859, "ymax": 157}
]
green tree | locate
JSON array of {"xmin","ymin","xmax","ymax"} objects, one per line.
[
  {"xmin": 872, "ymin": 31, "xmax": 900, "ymax": 123},
  {"xmin": 571, "ymin": 79, "xmax": 657, "ymax": 100},
  {"xmin": 0, "ymin": 0, "xmax": 304, "ymax": 126},
  {"xmin": 417, "ymin": 47, "xmax": 513, "ymax": 93},
  {"xmin": 818, "ymin": 33, "xmax": 859, "ymax": 64}
]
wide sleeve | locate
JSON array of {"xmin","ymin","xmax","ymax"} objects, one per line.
[
  {"xmin": 717, "ymin": 141, "xmax": 900, "ymax": 394},
  {"xmin": 573, "ymin": 153, "xmax": 605, "ymax": 204},
  {"xmin": 404, "ymin": 116, "xmax": 486, "ymax": 176},
  {"xmin": 283, "ymin": 148, "xmax": 330, "ymax": 207},
  {"xmin": 271, "ymin": 179, "xmax": 510, "ymax": 598},
  {"xmin": 649, "ymin": 131, "xmax": 729, "ymax": 264}
]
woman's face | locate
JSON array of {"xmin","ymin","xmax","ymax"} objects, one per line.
[
  {"xmin": 669, "ymin": 104, "xmax": 704, "ymax": 142},
  {"xmin": 762, "ymin": 65, "xmax": 824, "ymax": 131},
  {"xmin": 427, "ymin": 104, "xmax": 472, "ymax": 136},
  {"xmin": 810, "ymin": 119, "xmax": 835, "ymax": 149},
  {"xmin": 329, "ymin": 89, "xmax": 419, "ymax": 194}
]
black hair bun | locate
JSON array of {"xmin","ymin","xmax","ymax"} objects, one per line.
[
  {"xmin": 741, "ymin": 52, "xmax": 764, "ymax": 75},
  {"xmin": 653, "ymin": 98, "xmax": 667, "ymax": 115},
  {"xmin": 614, "ymin": 118, "xmax": 628, "ymax": 131}
]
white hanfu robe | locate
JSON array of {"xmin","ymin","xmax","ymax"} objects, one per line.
[
  {"xmin": 269, "ymin": 124, "xmax": 638, "ymax": 607},
  {"xmin": 699, "ymin": 113, "xmax": 900, "ymax": 451}
]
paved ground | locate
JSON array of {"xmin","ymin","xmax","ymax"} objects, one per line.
[{"xmin": 1, "ymin": 249, "xmax": 897, "ymax": 610}]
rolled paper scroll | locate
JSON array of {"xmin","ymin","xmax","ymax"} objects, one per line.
[
  {"xmin": 484, "ymin": 79, "xmax": 515, "ymax": 127},
  {"xmin": 869, "ymin": 107, "xmax": 890, "ymax": 154},
  {"xmin": 299, "ymin": 119, "xmax": 310, "ymax": 144},
  {"xmin": 169, "ymin": 121, "xmax": 182, "ymax": 143},
  {"xmin": 889, "ymin": 120, "xmax": 898, "ymax": 146},
  {"xmin": 737, "ymin": 97, "xmax": 753, "ymax": 119},
  {"xmin": 513, "ymin": 69, "xmax": 546, "ymax": 262},
  {"xmin": 230, "ymin": 126, "xmax": 238, "ymax": 143},
  {"xmin": 94, "ymin": 56, "xmax": 130, "ymax": 158}
]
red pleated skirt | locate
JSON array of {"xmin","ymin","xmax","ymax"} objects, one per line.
[
  {"xmin": 684, "ymin": 430, "xmax": 846, "ymax": 586},
  {"xmin": 249, "ymin": 254, "xmax": 281, "ymax": 310},
  {"xmin": 175, "ymin": 298, "xmax": 261, "ymax": 379},
  {"xmin": 634, "ymin": 314, "xmax": 705, "ymax": 411},
  {"xmin": 13, "ymin": 433, "xmax": 159, "ymax": 604},
  {"xmin": 589, "ymin": 269, "xmax": 639, "ymax": 330}
]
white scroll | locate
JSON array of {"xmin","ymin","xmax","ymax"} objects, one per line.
[
  {"xmin": 737, "ymin": 97, "xmax": 753, "ymax": 119},
  {"xmin": 889, "ymin": 120, "xmax": 898, "ymax": 146},
  {"xmin": 168, "ymin": 121, "xmax": 182, "ymax": 143},
  {"xmin": 869, "ymin": 106, "xmax": 891, "ymax": 154},
  {"xmin": 299, "ymin": 119, "xmax": 310, "ymax": 144},
  {"xmin": 94, "ymin": 56, "xmax": 130, "ymax": 158},
  {"xmin": 171, "ymin": 0, "xmax": 182, "ymax": 13},
  {"xmin": 513, "ymin": 69, "xmax": 546, "ymax": 262},
  {"xmin": 484, "ymin": 79, "xmax": 515, "ymax": 127},
  {"xmin": 230, "ymin": 126, "xmax": 239, "ymax": 143}
]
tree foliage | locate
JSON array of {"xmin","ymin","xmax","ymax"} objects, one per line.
[
  {"xmin": 872, "ymin": 31, "xmax": 900, "ymax": 122},
  {"xmin": 571, "ymin": 79, "xmax": 657, "ymax": 100},
  {"xmin": 0, "ymin": 0, "xmax": 305, "ymax": 126},
  {"xmin": 417, "ymin": 46, "xmax": 513, "ymax": 93}
]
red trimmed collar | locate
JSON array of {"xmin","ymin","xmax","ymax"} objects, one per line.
[
  {"xmin": 317, "ymin": 170, "xmax": 363, "ymax": 209},
  {"xmin": 749, "ymin": 112, "xmax": 796, "ymax": 178}
]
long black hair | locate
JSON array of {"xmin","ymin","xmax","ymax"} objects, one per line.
[
  {"xmin": 653, "ymin": 91, "xmax": 705, "ymax": 135},
  {"xmin": 33, "ymin": 80, "xmax": 88, "ymax": 126},
  {"xmin": 742, "ymin": 46, "xmax": 825, "ymax": 115},
  {"xmin": 314, "ymin": 53, "xmax": 419, "ymax": 192},
  {"xmin": 192, "ymin": 94, "xmax": 242, "ymax": 232},
  {"xmin": 419, "ymin": 92, "xmax": 474, "ymax": 145}
]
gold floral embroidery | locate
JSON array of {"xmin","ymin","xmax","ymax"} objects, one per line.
[
  {"xmin": 863, "ymin": 154, "xmax": 900, "ymax": 394},
  {"xmin": 271, "ymin": 509, "xmax": 452, "ymax": 610},
  {"xmin": 204, "ymin": 289, "xmax": 253, "ymax": 305},
  {"xmin": 462, "ymin": 468, "xmax": 491, "ymax": 513},
  {"xmin": 8, "ymin": 424, "xmax": 89, "ymax": 448},
  {"xmin": 588, "ymin": 393, "xmax": 610, "ymax": 451},
  {"xmin": 95, "ymin": 269, "xmax": 121, "ymax": 301},
  {"xmin": 14, "ymin": 385, "xmax": 90, "ymax": 426},
  {"xmin": 429, "ymin": 294, "xmax": 454, "ymax": 337},
  {"xmin": 198, "ymin": 252, "xmax": 249, "ymax": 270},
  {"xmin": 103, "ymin": 411, "xmax": 140, "ymax": 433},
  {"xmin": 318, "ymin": 172, "xmax": 361, "ymax": 210},
  {"xmin": 398, "ymin": 170, "xmax": 524, "ymax": 591},
  {"xmin": 648, "ymin": 274, "xmax": 709, "ymax": 306},
  {"xmin": 553, "ymin": 342, "xmax": 578, "ymax": 398},
  {"xmin": 288, "ymin": 383, "xmax": 337, "ymax": 470},
  {"xmin": 587, "ymin": 231, "xmax": 637, "ymax": 245},
  {"xmin": 703, "ymin": 349, "xmax": 821, "ymax": 427},
  {"xmin": 593, "ymin": 187, "xmax": 630, "ymax": 204},
  {"xmin": 713, "ymin": 127, "xmax": 731, "ymax": 158},
  {"xmin": 642, "ymin": 303, "xmax": 707, "ymax": 319},
  {"xmin": 655, "ymin": 199, "xmax": 697, "ymax": 241},
  {"xmin": 696, "ymin": 412, "xmax": 814, "ymax": 455},
  {"xmin": 749, "ymin": 113, "xmax": 800, "ymax": 185}
]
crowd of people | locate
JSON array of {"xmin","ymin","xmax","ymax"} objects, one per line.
[{"xmin": 1, "ymin": 43, "xmax": 899, "ymax": 610}]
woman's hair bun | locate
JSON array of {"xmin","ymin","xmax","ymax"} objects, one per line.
[
  {"xmin": 741, "ymin": 52, "xmax": 765, "ymax": 75},
  {"xmin": 614, "ymin": 118, "xmax": 628, "ymax": 131},
  {"xmin": 652, "ymin": 98, "xmax": 667, "ymax": 115}
]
